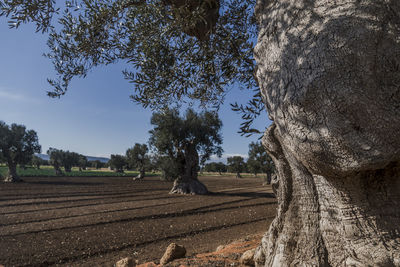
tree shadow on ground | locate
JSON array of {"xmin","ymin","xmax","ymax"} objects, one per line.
[{"xmin": 209, "ymin": 191, "xmax": 275, "ymax": 198}]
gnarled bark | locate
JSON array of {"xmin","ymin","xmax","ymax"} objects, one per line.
[
  {"xmin": 170, "ymin": 144, "xmax": 208, "ymax": 195},
  {"xmin": 254, "ymin": 0, "xmax": 400, "ymax": 265}
]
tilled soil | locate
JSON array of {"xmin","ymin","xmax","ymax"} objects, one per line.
[{"xmin": 0, "ymin": 176, "xmax": 276, "ymax": 266}]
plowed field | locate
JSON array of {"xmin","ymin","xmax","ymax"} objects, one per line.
[{"xmin": 0, "ymin": 176, "xmax": 276, "ymax": 266}]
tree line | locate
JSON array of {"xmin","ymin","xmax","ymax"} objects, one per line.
[
  {"xmin": 203, "ymin": 142, "xmax": 274, "ymax": 184},
  {"xmin": 1, "ymin": 108, "xmax": 275, "ymax": 191}
]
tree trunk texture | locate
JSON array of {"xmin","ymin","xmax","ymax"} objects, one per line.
[
  {"xmin": 170, "ymin": 144, "xmax": 208, "ymax": 195},
  {"xmin": 254, "ymin": 0, "xmax": 400, "ymax": 266},
  {"xmin": 4, "ymin": 160, "xmax": 22, "ymax": 182},
  {"xmin": 133, "ymin": 169, "xmax": 146, "ymax": 181}
]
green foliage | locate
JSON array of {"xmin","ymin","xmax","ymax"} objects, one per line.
[
  {"xmin": 0, "ymin": 0, "xmax": 263, "ymax": 135},
  {"xmin": 126, "ymin": 143, "xmax": 148, "ymax": 170},
  {"xmin": 31, "ymin": 155, "xmax": 45, "ymax": 169},
  {"xmin": 0, "ymin": 121, "xmax": 41, "ymax": 170},
  {"xmin": 109, "ymin": 154, "xmax": 127, "ymax": 173},
  {"xmin": 47, "ymin": 147, "xmax": 63, "ymax": 174},
  {"xmin": 0, "ymin": 165, "xmax": 154, "ymax": 177},
  {"xmin": 47, "ymin": 148, "xmax": 86, "ymax": 173},
  {"xmin": 156, "ymin": 156, "xmax": 180, "ymax": 181},
  {"xmin": 204, "ymin": 162, "xmax": 226, "ymax": 174},
  {"xmin": 227, "ymin": 155, "xmax": 245, "ymax": 176},
  {"xmin": 89, "ymin": 159, "xmax": 105, "ymax": 169},
  {"xmin": 78, "ymin": 154, "xmax": 88, "ymax": 170},
  {"xmin": 247, "ymin": 141, "xmax": 274, "ymax": 175},
  {"xmin": 149, "ymin": 108, "xmax": 223, "ymax": 180}
]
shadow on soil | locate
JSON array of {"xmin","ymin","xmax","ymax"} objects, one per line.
[
  {"xmin": 1, "ymin": 199, "xmax": 277, "ymax": 238},
  {"xmin": 210, "ymin": 191, "xmax": 275, "ymax": 198},
  {"xmin": 24, "ymin": 180, "xmax": 106, "ymax": 186}
]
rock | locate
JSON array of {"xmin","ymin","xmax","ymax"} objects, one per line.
[
  {"xmin": 160, "ymin": 243, "xmax": 186, "ymax": 265},
  {"xmin": 215, "ymin": 245, "xmax": 225, "ymax": 252},
  {"xmin": 239, "ymin": 249, "xmax": 255, "ymax": 266},
  {"xmin": 115, "ymin": 257, "xmax": 135, "ymax": 267}
]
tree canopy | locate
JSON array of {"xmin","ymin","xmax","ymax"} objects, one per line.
[
  {"xmin": 0, "ymin": 121, "xmax": 41, "ymax": 182},
  {"xmin": 47, "ymin": 148, "xmax": 86, "ymax": 173},
  {"xmin": 126, "ymin": 143, "xmax": 149, "ymax": 179},
  {"xmin": 247, "ymin": 141, "xmax": 274, "ymax": 182},
  {"xmin": 149, "ymin": 108, "xmax": 223, "ymax": 193},
  {"xmin": 227, "ymin": 155, "xmax": 245, "ymax": 178},
  {"xmin": 109, "ymin": 154, "xmax": 127, "ymax": 173},
  {"xmin": 204, "ymin": 161, "xmax": 227, "ymax": 174},
  {"xmin": 149, "ymin": 108, "xmax": 223, "ymax": 166},
  {"xmin": 0, "ymin": 0, "xmax": 263, "ymax": 135}
]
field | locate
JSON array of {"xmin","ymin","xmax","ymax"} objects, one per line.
[
  {"xmin": 0, "ymin": 166, "xmax": 145, "ymax": 177},
  {"xmin": 0, "ymin": 176, "xmax": 277, "ymax": 266}
]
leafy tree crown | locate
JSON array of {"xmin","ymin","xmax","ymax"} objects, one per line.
[{"xmin": 0, "ymin": 0, "xmax": 263, "ymax": 135}]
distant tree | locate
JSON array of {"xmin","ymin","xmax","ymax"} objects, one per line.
[
  {"xmin": 215, "ymin": 162, "xmax": 227, "ymax": 175},
  {"xmin": 246, "ymin": 157, "xmax": 261, "ymax": 176},
  {"xmin": 62, "ymin": 151, "xmax": 80, "ymax": 172},
  {"xmin": 47, "ymin": 148, "xmax": 64, "ymax": 175},
  {"xmin": 149, "ymin": 109, "xmax": 223, "ymax": 194},
  {"xmin": 78, "ymin": 155, "xmax": 88, "ymax": 171},
  {"xmin": 109, "ymin": 154, "xmax": 126, "ymax": 173},
  {"xmin": 126, "ymin": 143, "xmax": 149, "ymax": 180},
  {"xmin": 31, "ymin": 155, "xmax": 44, "ymax": 169},
  {"xmin": 227, "ymin": 156, "xmax": 245, "ymax": 178},
  {"xmin": 203, "ymin": 162, "xmax": 215, "ymax": 172},
  {"xmin": 0, "ymin": 121, "xmax": 41, "ymax": 182},
  {"xmin": 89, "ymin": 160, "xmax": 104, "ymax": 169},
  {"xmin": 204, "ymin": 162, "xmax": 227, "ymax": 175},
  {"xmin": 248, "ymin": 141, "xmax": 274, "ymax": 184}
]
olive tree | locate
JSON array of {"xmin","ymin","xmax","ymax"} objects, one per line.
[
  {"xmin": 47, "ymin": 148, "xmax": 64, "ymax": 175},
  {"xmin": 31, "ymin": 155, "xmax": 45, "ymax": 169},
  {"xmin": 2, "ymin": 0, "xmax": 400, "ymax": 265},
  {"xmin": 204, "ymin": 162, "xmax": 226, "ymax": 175},
  {"xmin": 227, "ymin": 156, "xmax": 245, "ymax": 178},
  {"xmin": 78, "ymin": 154, "xmax": 88, "ymax": 171},
  {"xmin": 0, "ymin": 121, "xmax": 41, "ymax": 182},
  {"xmin": 109, "ymin": 154, "xmax": 127, "ymax": 173},
  {"xmin": 247, "ymin": 141, "xmax": 274, "ymax": 183},
  {"xmin": 62, "ymin": 151, "xmax": 80, "ymax": 172},
  {"xmin": 149, "ymin": 108, "xmax": 223, "ymax": 194},
  {"xmin": 126, "ymin": 143, "xmax": 149, "ymax": 180}
]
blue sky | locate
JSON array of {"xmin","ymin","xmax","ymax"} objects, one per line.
[{"xmin": 0, "ymin": 18, "xmax": 271, "ymax": 162}]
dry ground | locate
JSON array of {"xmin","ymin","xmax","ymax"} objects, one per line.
[{"xmin": 0, "ymin": 176, "xmax": 276, "ymax": 266}]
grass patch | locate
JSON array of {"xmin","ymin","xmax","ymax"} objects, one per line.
[{"xmin": 0, "ymin": 166, "xmax": 160, "ymax": 177}]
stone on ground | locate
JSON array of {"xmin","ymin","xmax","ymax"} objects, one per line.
[
  {"xmin": 160, "ymin": 243, "xmax": 186, "ymax": 265},
  {"xmin": 115, "ymin": 257, "xmax": 136, "ymax": 267},
  {"xmin": 240, "ymin": 248, "xmax": 255, "ymax": 266}
]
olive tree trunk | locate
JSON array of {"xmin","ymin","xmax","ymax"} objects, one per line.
[
  {"xmin": 54, "ymin": 166, "xmax": 63, "ymax": 176},
  {"xmin": 170, "ymin": 144, "xmax": 208, "ymax": 195},
  {"xmin": 254, "ymin": 0, "xmax": 400, "ymax": 265},
  {"xmin": 133, "ymin": 168, "xmax": 145, "ymax": 180},
  {"xmin": 4, "ymin": 159, "xmax": 22, "ymax": 182},
  {"xmin": 265, "ymin": 171, "xmax": 272, "ymax": 185}
]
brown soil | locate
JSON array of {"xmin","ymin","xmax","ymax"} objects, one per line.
[{"xmin": 0, "ymin": 176, "xmax": 276, "ymax": 266}]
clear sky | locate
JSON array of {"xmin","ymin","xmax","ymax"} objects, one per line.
[{"xmin": 0, "ymin": 18, "xmax": 271, "ymax": 162}]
